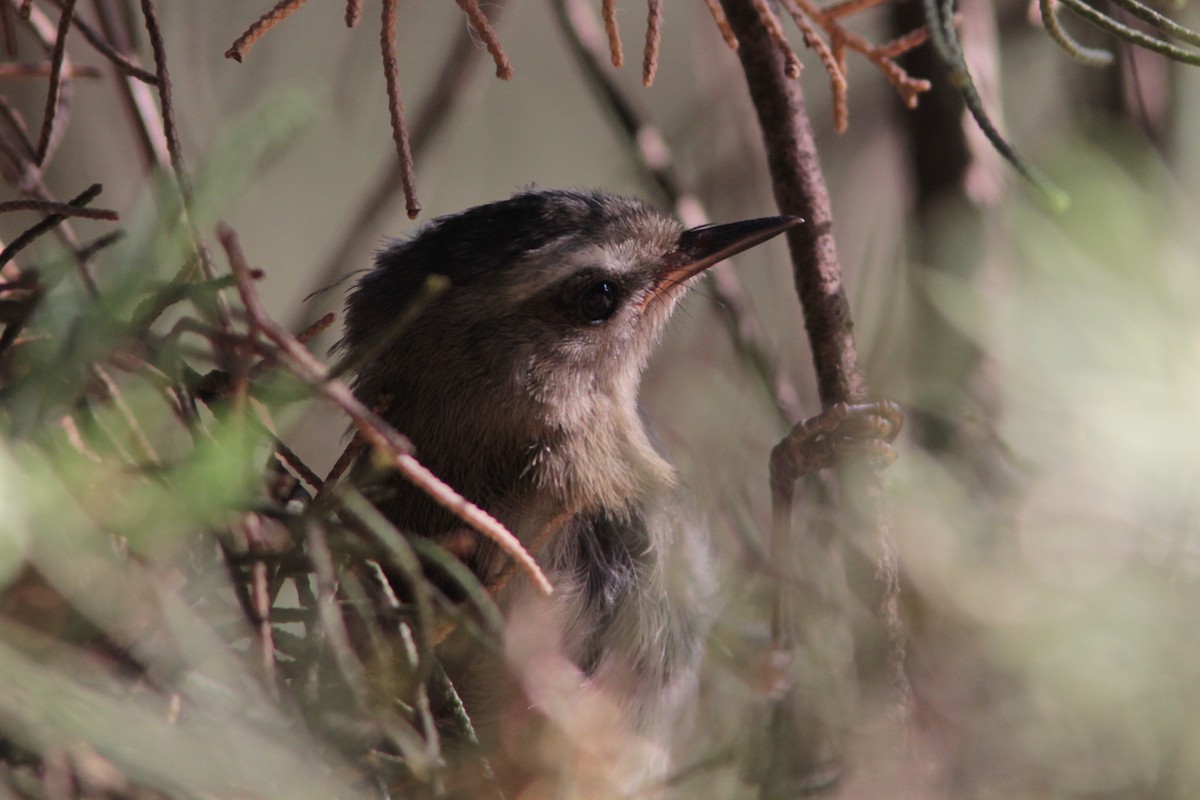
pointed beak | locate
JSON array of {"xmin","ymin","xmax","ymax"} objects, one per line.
[{"xmin": 649, "ymin": 215, "xmax": 802, "ymax": 302}]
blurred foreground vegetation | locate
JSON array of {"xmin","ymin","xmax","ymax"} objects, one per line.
[{"xmin": 2, "ymin": 1, "xmax": 1200, "ymax": 798}]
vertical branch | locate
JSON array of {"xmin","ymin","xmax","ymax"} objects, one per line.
[
  {"xmin": 719, "ymin": 0, "xmax": 910, "ymax": 786},
  {"xmin": 720, "ymin": 0, "xmax": 863, "ymax": 408}
]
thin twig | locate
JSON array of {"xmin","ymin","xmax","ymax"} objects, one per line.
[
  {"xmin": 704, "ymin": 0, "xmax": 740, "ymax": 49},
  {"xmin": 345, "ymin": 0, "xmax": 362, "ymax": 28},
  {"xmin": 35, "ymin": 0, "xmax": 77, "ymax": 166},
  {"xmin": 455, "ymin": 0, "xmax": 514, "ymax": 79},
  {"xmin": 218, "ymin": 224, "xmax": 552, "ymax": 596},
  {"xmin": 225, "ymin": 0, "xmax": 310, "ymax": 62},
  {"xmin": 46, "ymin": 0, "xmax": 159, "ymax": 83},
  {"xmin": 296, "ymin": 311, "xmax": 335, "ymax": 345},
  {"xmin": 721, "ymin": 0, "xmax": 911, "ymax": 765},
  {"xmin": 751, "ymin": 0, "xmax": 802, "ymax": 78},
  {"xmin": 0, "ymin": 197, "xmax": 117, "ymax": 219},
  {"xmin": 92, "ymin": 364, "xmax": 160, "ymax": 467},
  {"xmin": 77, "ymin": 230, "xmax": 123, "ymax": 261},
  {"xmin": 602, "ymin": 0, "xmax": 624, "ymax": 65},
  {"xmin": 0, "ymin": 183, "xmax": 102, "ymax": 269},
  {"xmin": 1039, "ymin": 0, "xmax": 1114, "ymax": 66},
  {"xmin": 1058, "ymin": 0, "xmax": 1200, "ymax": 64},
  {"xmin": 779, "ymin": 0, "xmax": 848, "ymax": 130},
  {"xmin": 0, "ymin": 95, "xmax": 35, "ymax": 161},
  {"xmin": 643, "ymin": 0, "xmax": 662, "ymax": 86},
  {"xmin": 300, "ymin": 0, "xmax": 507, "ymax": 321},
  {"xmin": 270, "ymin": 435, "xmax": 324, "ymax": 493},
  {"xmin": 1, "ymin": 1, "xmax": 15, "ymax": 57},
  {"xmin": 380, "ymin": 0, "xmax": 420, "ymax": 219}
]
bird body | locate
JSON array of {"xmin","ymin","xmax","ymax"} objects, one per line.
[{"xmin": 342, "ymin": 189, "xmax": 798, "ymax": 793}]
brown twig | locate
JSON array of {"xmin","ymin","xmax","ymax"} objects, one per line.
[
  {"xmin": 77, "ymin": 230, "xmax": 123, "ymax": 261},
  {"xmin": 46, "ymin": 0, "xmax": 159, "ymax": 83},
  {"xmin": 705, "ymin": 0, "xmax": 740, "ymax": 49},
  {"xmin": 745, "ymin": 0, "xmax": 931, "ymax": 130},
  {"xmin": 0, "ymin": 183, "xmax": 103, "ymax": 269},
  {"xmin": 270, "ymin": 435, "xmax": 324, "ymax": 494},
  {"xmin": 218, "ymin": 224, "xmax": 552, "ymax": 596},
  {"xmin": 0, "ymin": 95, "xmax": 35, "ymax": 163},
  {"xmin": 225, "ymin": 0, "xmax": 309, "ymax": 62},
  {"xmin": 300, "ymin": 0, "xmax": 507, "ymax": 323},
  {"xmin": 455, "ymin": 0, "xmax": 514, "ymax": 79},
  {"xmin": 0, "ymin": 197, "xmax": 118, "ymax": 219},
  {"xmin": 380, "ymin": 0, "xmax": 419, "ymax": 219},
  {"xmin": 15, "ymin": 2, "xmax": 81, "ymax": 173},
  {"xmin": 1, "ymin": 1, "xmax": 15, "ymax": 58},
  {"xmin": 721, "ymin": 0, "xmax": 909, "ymax": 757},
  {"xmin": 751, "ymin": 0, "xmax": 802, "ymax": 78},
  {"xmin": 35, "ymin": 0, "xmax": 77, "ymax": 166},
  {"xmin": 344, "ymin": 0, "xmax": 362, "ymax": 28},
  {"xmin": 643, "ymin": 0, "xmax": 662, "ymax": 86},
  {"xmin": 602, "ymin": 0, "xmax": 623, "ymax": 66},
  {"xmin": 780, "ymin": 0, "xmax": 848, "ymax": 130},
  {"xmin": 296, "ymin": 311, "xmax": 335, "ymax": 346}
]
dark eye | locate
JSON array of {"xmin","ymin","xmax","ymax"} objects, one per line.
[{"xmin": 578, "ymin": 280, "xmax": 619, "ymax": 323}]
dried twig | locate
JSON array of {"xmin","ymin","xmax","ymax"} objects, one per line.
[
  {"xmin": 1, "ymin": 1, "xmax": 15, "ymax": 58},
  {"xmin": 643, "ymin": 0, "xmax": 662, "ymax": 86},
  {"xmin": 721, "ymin": 0, "xmax": 910, "ymax": 778},
  {"xmin": 225, "ymin": 0, "xmax": 309, "ymax": 62},
  {"xmin": 344, "ymin": 0, "xmax": 362, "ymax": 28},
  {"xmin": 721, "ymin": 0, "xmax": 932, "ymax": 131},
  {"xmin": 602, "ymin": 0, "xmax": 623, "ymax": 66},
  {"xmin": 296, "ymin": 311, "xmax": 335, "ymax": 346},
  {"xmin": 705, "ymin": 0, "xmax": 740, "ymax": 49},
  {"xmin": 0, "ymin": 183, "xmax": 103, "ymax": 269},
  {"xmin": 455, "ymin": 0, "xmax": 514, "ymax": 79},
  {"xmin": 35, "ymin": 0, "xmax": 77, "ymax": 166},
  {"xmin": 380, "ymin": 0, "xmax": 419, "ymax": 219},
  {"xmin": 218, "ymin": 225, "xmax": 552, "ymax": 596},
  {"xmin": 752, "ymin": 0, "xmax": 802, "ymax": 78},
  {"xmin": 301, "ymin": 0, "xmax": 507, "ymax": 320},
  {"xmin": 43, "ymin": 0, "xmax": 160, "ymax": 83},
  {"xmin": 0, "ymin": 197, "xmax": 118, "ymax": 219}
]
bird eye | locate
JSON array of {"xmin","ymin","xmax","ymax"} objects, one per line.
[{"xmin": 578, "ymin": 280, "xmax": 619, "ymax": 323}]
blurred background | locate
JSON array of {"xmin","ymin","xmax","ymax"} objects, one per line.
[{"xmin": 3, "ymin": 0, "xmax": 1200, "ymax": 797}]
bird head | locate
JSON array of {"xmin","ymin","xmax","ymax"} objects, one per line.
[{"xmin": 342, "ymin": 189, "xmax": 798, "ymax": 514}]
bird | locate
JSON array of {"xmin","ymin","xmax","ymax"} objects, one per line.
[{"xmin": 340, "ymin": 188, "xmax": 800, "ymax": 795}]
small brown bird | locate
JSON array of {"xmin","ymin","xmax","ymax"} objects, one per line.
[{"xmin": 342, "ymin": 189, "xmax": 799, "ymax": 794}]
